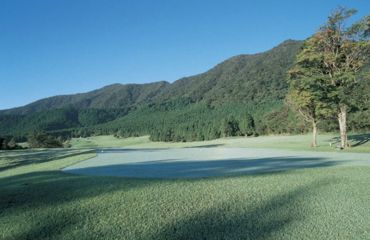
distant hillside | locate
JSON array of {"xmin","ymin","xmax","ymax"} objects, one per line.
[
  {"xmin": 1, "ymin": 40, "xmax": 302, "ymax": 115},
  {"xmin": 157, "ymin": 39, "xmax": 302, "ymax": 105},
  {"xmin": 1, "ymin": 81, "xmax": 169, "ymax": 115},
  {"xmin": 6, "ymin": 39, "xmax": 359, "ymax": 141}
]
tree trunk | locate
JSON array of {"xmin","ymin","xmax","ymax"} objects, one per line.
[
  {"xmin": 338, "ymin": 106, "xmax": 348, "ymax": 149},
  {"xmin": 312, "ymin": 121, "xmax": 318, "ymax": 147}
]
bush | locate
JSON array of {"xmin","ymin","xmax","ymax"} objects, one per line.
[
  {"xmin": 28, "ymin": 132, "xmax": 64, "ymax": 148},
  {"xmin": 0, "ymin": 137, "xmax": 23, "ymax": 150}
]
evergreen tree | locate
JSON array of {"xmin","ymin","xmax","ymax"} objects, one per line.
[{"xmin": 239, "ymin": 113, "xmax": 255, "ymax": 136}]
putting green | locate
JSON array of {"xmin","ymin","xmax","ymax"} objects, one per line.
[{"xmin": 63, "ymin": 147, "xmax": 370, "ymax": 178}]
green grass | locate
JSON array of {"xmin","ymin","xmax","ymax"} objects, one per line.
[
  {"xmin": 1, "ymin": 148, "xmax": 370, "ymax": 239},
  {"xmin": 70, "ymin": 133, "xmax": 370, "ymax": 153},
  {"xmin": 0, "ymin": 149, "xmax": 94, "ymax": 173},
  {"xmin": 70, "ymin": 135, "xmax": 152, "ymax": 148}
]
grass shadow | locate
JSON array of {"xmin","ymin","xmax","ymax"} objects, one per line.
[
  {"xmin": 64, "ymin": 156, "xmax": 342, "ymax": 179},
  {"xmin": 185, "ymin": 144, "xmax": 225, "ymax": 148},
  {"xmin": 150, "ymin": 179, "xmax": 333, "ymax": 240},
  {"xmin": 0, "ymin": 171, "xmax": 155, "ymax": 211},
  {"xmin": 0, "ymin": 170, "xmax": 161, "ymax": 239},
  {"xmin": 0, "ymin": 149, "xmax": 93, "ymax": 172},
  {"xmin": 330, "ymin": 133, "xmax": 370, "ymax": 148},
  {"xmin": 97, "ymin": 148, "xmax": 169, "ymax": 153},
  {"xmin": 1, "ymin": 166, "xmax": 337, "ymax": 240},
  {"xmin": 348, "ymin": 133, "xmax": 370, "ymax": 147}
]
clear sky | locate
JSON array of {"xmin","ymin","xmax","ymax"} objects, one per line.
[{"xmin": 0, "ymin": 0, "xmax": 369, "ymax": 110}]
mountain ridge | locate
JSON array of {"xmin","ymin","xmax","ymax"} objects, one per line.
[
  {"xmin": 1, "ymin": 81, "xmax": 170, "ymax": 115},
  {"xmin": 2, "ymin": 39, "xmax": 330, "ymax": 141},
  {"xmin": 1, "ymin": 39, "xmax": 302, "ymax": 115}
]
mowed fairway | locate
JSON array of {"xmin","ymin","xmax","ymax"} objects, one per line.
[{"xmin": 1, "ymin": 135, "xmax": 370, "ymax": 239}]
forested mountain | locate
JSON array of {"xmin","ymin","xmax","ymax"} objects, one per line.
[
  {"xmin": 157, "ymin": 39, "xmax": 301, "ymax": 105},
  {"xmin": 1, "ymin": 40, "xmax": 301, "ymax": 115},
  {"xmin": 1, "ymin": 81, "xmax": 169, "ymax": 115},
  {"xmin": 1, "ymin": 39, "xmax": 368, "ymax": 141}
]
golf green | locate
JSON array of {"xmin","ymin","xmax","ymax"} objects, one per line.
[{"xmin": 63, "ymin": 147, "xmax": 370, "ymax": 178}]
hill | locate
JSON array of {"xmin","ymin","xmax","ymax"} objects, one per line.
[
  {"xmin": 4, "ymin": 39, "xmax": 366, "ymax": 141},
  {"xmin": 157, "ymin": 39, "xmax": 301, "ymax": 105},
  {"xmin": 0, "ymin": 81, "xmax": 169, "ymax": 115}
]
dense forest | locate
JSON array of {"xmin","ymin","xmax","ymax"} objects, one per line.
[{"xmin": 0, "ymin": 39, "xmax": 369, "ymax": 143}]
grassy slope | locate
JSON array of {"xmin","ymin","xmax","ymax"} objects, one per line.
[
  {"xmin": 70, "ymin": 133, "xmax": 370, "ymax": 153},
  {"xmin": 1, "ymin": 149, "xmax": 370, "ymax": 239}
]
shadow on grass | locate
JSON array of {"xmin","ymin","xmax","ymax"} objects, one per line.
[
  {"xmin": 0, "ymin": 167, "xmax": 335, "ymax": 240},
  {"xmin": 97, "ymin": 148, "xmax": 169, "ymax": 153},
  {"xmin": 64, "ymin": 156, "xmax": 342, "ymax": 178},
  {"xmin": 348, "ymin": 133, "xmax": 370, "ymax": 147},
  {"xmin": 10, "ymin": 211, "xmax": 81, "ymax": 240},
  {"xmin": 185, "ymin": 144, "xmax": 225, "ymax": 148},
  {"xmin": 0, "ymin": 149, "xmax": 93, "ymax": 172},
  {"xmin": 150, "ymin": 180, "xmax": 332, "ymax": 240},
  {"xmin": 330, "ymin": 133, "xmax": 370, "ymax": 147},
  {"xmin": 0, "ymin": 171, "xmax": 153, "ymax": 210},
  {"xmin": 0, "ymin": 170, "xmax": 156, "ymax": 239}
]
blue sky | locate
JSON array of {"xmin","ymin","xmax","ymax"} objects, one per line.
[{"xmin": 0, "ymin": 0, "xmax": 369, "ymax": 110}]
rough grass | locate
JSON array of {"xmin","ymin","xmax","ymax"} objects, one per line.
[
  {"xmin": 1, "ymin": 149, "xmax": 370, "ymax": 239},
  {"xmin": 70, "ymin": 133, "xmax": 370, "ymax": 153}
]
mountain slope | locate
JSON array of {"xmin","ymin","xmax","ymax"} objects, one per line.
[
  {"xmin": 157, "ymin": 40, "xmax": 302, "ymax": 105},
  {"xmin": 1, "ymin": 40, "xmax": 311, "ymax": 140},
  {"xmin": 0, "ymin": 81, "xmax": 169, "ymax": 115},
  {"xmin": 1, "ymin": 40, "xmax": 302, "ymax": 115}
]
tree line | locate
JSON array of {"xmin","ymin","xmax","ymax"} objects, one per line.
[{"xmin": 0, "ymin": 132, "xmax": 67, "ymax": 150}]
